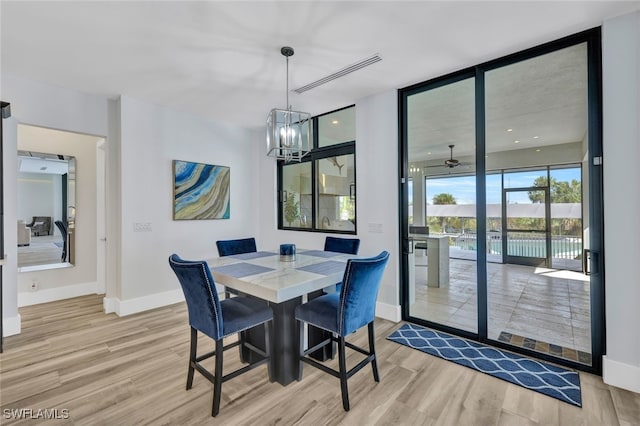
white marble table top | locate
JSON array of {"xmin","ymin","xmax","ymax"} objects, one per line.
[{"xmin": 207, "ymin": 249, "xmax": 356, "ymax": 303}]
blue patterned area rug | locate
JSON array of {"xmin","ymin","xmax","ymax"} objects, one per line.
[{"xmin": 388, "ymin": 323, "xmax": 582, "ymax": 407}]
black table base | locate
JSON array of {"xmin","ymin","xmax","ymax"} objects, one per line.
[{"xmin": 239, "ymin": 293, "xmax": 334, "ymax": 386}]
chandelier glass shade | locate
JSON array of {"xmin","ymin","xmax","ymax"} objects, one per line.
[{"xmin": 266, "ymin": 47, "xmax": 311, "ymax": 162}]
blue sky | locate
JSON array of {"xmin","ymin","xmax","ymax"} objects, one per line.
[{"xmin": 422, "ymin": 167, "xmax": 581, "ymax": 205}]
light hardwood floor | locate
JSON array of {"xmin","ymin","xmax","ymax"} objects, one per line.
[{"xmin": 1, "ymin": 295, "xmax": 638, "ymax": 425}]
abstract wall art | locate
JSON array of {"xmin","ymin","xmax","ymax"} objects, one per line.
[{"xmin": 173, "ymin": 160, "xmax": 230, "ymax": 220}]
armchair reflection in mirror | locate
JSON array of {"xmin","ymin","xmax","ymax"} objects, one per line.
[{"xmin": 17, "ymin": 150, "xmax": 76, "ymax": 269}]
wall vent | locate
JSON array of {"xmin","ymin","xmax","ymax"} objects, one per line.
[{"xmin": 293, "ymin": 53, "xmax": 382, "ymax": 94}]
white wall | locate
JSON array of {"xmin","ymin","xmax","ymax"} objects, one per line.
[
  {"xmin": 354, "ymin": 90, "xmax": 400, "ymax": 317},
  {"xmin": 602, "ymin": 11, "xmax": 640, "ymax": 393},
  {"xmin": 17, "ymin": 125, "xmax": 101, "ymax": 303},
  {"xmin": 257, "ymin": 90, "xmax": 401, "ymax": 321},
  {"xmin": 109, "ymin": 96, "xmax": 259, "ymax": 314},
  {"xmin": 2, "ymin": 75, "xmax": 109, "ymax": 137}
]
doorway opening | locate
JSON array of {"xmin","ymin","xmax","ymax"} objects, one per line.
[{"xmin": 16, "ymin": 124, "xmax": 107, "ymax": 307}]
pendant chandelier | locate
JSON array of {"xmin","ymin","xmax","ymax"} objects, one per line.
[{"xmin": 266, "ymin": 46, "xmax": 311, "ymax": 162}]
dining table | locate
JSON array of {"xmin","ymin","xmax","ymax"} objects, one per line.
[{"xmin": 207, "ymin": 248, "xmax": 356, "ymax": 386}]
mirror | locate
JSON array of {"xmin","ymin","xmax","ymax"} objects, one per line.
[{"xmin": 17, "ymin": 150, "xmax": 76, "ymax": 269}]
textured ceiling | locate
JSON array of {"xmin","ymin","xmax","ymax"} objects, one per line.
[
  {"xmin": 1, "ymin": 1, "xmax": 638, "ymax": 134},
  {"xmin": 408, "ymin": 42, "xmax": 589, "ymax": 162}
]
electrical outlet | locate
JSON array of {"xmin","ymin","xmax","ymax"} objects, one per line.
[{"xmin": 31, "ymin": 281, "xmax": 38, "ymax": 291}]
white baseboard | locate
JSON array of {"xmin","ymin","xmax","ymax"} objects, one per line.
[
  {"xmin": 603, "ymin": 355, "xmax": 640, "ymax": 393},
  {"xmin": 18, "ymin": 282, "xmax": 99, "ymax": 307},
  {"xmin": 2, "ymin": 314, "xmax": 21, "ymax": 337},
  {"xmin": 103, "ymin": 296, "xmax": 118, "ymax": 314},
  {"xmin": 376, "ymin": 301, "xmax": 401, "ymax": 322},
  {"xmin": 106, "ymin": 289, "xmax": 185, "ymax": 316}
]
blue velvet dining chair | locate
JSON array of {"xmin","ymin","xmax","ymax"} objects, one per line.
[
  {"xmin": 324, "ymin": 236, "xmax": 360, "ymax": 294},
  {"xmin": 216, "ymin": 237, "xmax": 257, "ymax": 256},
  {"xmin": 168, "ymin": 254, "xmax": 273, "ymax": 417},
  {"xmin": 324, "ymin": 236, "xmax": 360, "ymax": 255},
  {"xmin": 216, "ymin": 237, "xmax": 257, "ymax": 298},
  {"xmin": 295, "ymin": 251, "xmax": 390, "ymax": 411}
]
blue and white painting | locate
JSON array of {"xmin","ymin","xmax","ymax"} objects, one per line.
[{"xmin": 173, "ymin": 160, "xmax": 230, "ymax": 220}]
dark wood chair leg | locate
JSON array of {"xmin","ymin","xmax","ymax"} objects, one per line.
[
  {"xmin": 338, "ymin": 336, "xmax": 350, "ymax": 411},
  {"xmin": 212, "ymin": 339, "xmax": 224, "ymax": 417},
  {"xmin": 186, "ymin": 327, "xmax": 197, "ymax": 390},
  {"xmin": 368, "ymin": 322, "xmax": 380, "ymax": 382}
]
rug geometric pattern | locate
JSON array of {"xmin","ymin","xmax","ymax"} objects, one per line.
[{"xmin": 388, "ymin": 323, "xmax": 582, "ymax": 407}]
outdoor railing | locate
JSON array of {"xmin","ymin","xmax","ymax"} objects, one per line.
[{"xmin": 450, "ymin": 232, "xmax": 582, "ymax": 260}]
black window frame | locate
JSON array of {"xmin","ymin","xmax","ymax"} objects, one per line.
[{"xmin": 277, "ymin": 105, "xmax": 356, "ymax": 234}]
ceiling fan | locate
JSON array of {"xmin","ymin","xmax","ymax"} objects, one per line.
[{"xmin": 424, "ymin": 144, "xmax": 470, "ymax": 169}]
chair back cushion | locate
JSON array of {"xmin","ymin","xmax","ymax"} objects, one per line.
[
  {"xmin": 216, "ymin": 238, "xmax": 257, "ymax": 257},
  {"xmin": 324, "ymin": 236, "xmax": 360, "ymax": 255},
  {"xmin": 339, "ymin": 251, "xmax": 389, "ymax": 335},
  {"xmin": 169, "ymin": 254, "xmax": 223, "ymax": 339}
]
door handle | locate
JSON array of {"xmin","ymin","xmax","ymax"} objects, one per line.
[
  {"xmin": 590, "ymin": 250, "xmax": 599, "ymax": 275},
  {"xmin": 406, "ymin": 239, "xmax": 414, "ymax": 254}
]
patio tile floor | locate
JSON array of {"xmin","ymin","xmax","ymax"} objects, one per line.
[{"xmin": 409, "ymin": 253, "xmax": 592, "ymax": 364}]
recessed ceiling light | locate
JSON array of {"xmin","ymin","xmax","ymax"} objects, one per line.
[
  {"xmin": 427, "ymin": 152, "xmax": 431, "ymax": 155},
  {"xmin": 331, "ymin": 120, "xmax": 339, "ymax": 125},
  {"xmin": 533, "ymin": 136, "xmax": 539, "ymax": 139},
  {"xmin": 514, "ymin": 140, "xmax": 520, "ymax": 144},
  {"xmin": 506, "ymin": 128, "xmax": 513, "ymax": 132},
  {"xmin": 536, "ymin": 149, "xmax": 541, "ymax": 152}
]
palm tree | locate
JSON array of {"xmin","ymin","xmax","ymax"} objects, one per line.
[{"xmin": 433, "ymin": 193, "xmax": 456, "ymax": 233}]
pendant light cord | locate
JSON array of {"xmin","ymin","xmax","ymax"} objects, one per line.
[{"xmin": 286, "ymin": 55, "xmax": 290, "ymax": 110}]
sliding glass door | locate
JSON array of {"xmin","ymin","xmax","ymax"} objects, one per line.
[
  {"xmin": 485, "ymin": 43, "xmax": 594, "ymax": 366},
  {"xmin": 404, "ymin": 75, "xmax": 477, "ymax": 335},
  {"xmin": 400, "ymin": 29, "xmax": 603, "ymax": 373}
]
